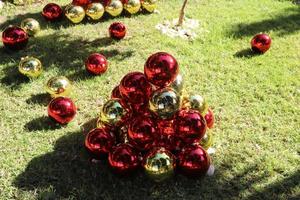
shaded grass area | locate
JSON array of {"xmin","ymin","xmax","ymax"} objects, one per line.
[{"xmin": 0, "ymin": 0, "xmax": 299, "ymax": 199}]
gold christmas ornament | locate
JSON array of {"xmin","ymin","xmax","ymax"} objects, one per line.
[
  {"xmin": 124, "ymin": 0, "xmax": 141, "ymax": 14},
  {"xmin": 65, "ymin": 4, "xmax": 85, "ymax": 23},
  {"xmin": 99, "ymin": 98, "xmax": 127, "ymax": 126},
  {"xmin": 105, "ymin": 0, "xmax": 123, "ymax": 17},
  {"xmin": 18, "ymin": 56, "xmax": 42, "ymax": 78},
  {"xmin": 20, "ymin": 18, "xmax": 40, "ymax": 36},
  {"xmin": 199, "ymin": 131, "xmax": 213, "ymax": 150},
  {"xmin": 141, "ymin": 0, "xmax": 157, "ymax": 12},
  {"xmin": 170, "ymin": 74, "xmax": 184, "ymax": 94},
  {"xmin": 45, "ymin": 76, "xmax": 72, "ymax": 97},
  {"xmin": 144, "ymin": 148, "xmax": 175, "ymax": 182},
  {"xmin": 149, "ymin": 88, "xmax": 181, "ymax": 119},
  {"xmin": 182, "ymin": 94, "xmax": 208, "ymax": 115},
  {"xmin": 86, "ymin": 2, "xmax": 104, "ymax": 20}
]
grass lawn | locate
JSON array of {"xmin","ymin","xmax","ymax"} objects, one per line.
[{"xmin": 0, "ymin": 0, "xmax": 299, "ymax": 199}]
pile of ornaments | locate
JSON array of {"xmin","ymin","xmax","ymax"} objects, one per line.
[
  {"xmin": 85, "ymin": 52, "xmax": 215, "ymax": 181},
  {"xmin": 42, "ymin": 0, "xmax": 157, "ymax": 24}
]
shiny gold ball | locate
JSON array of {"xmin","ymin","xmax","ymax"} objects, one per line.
[
  {"xmin": 199, "ymin": 131, "xmax": 213, "ymax": 150},
  {"xmin": 144, "ymin": 148, "xmax": 175, "ymax": 182},
  {"xmin": 124, "ymin": 0, "xmax": 141, "ymax": 14},
  {"xmin": 150, "ymin": 88, "xmax": 180, "ymax": 119},
  {"xmin": 45, "ymin": 76, "xmax": 72, "ymax": 97},
  {"xmin": 170, "ymin": 74, "xmax": 184, "ymax": 94},
  {"xmin": 142, "ymin": 0, "xmax": 157, "ymax": 12},
  {"xmin": 18, "ymin": 56, "xmax": 42, "ymax": 78},
  {"xmin": 20, "ymin": 18, "xmax": 40, "ymax": 36},
  {"xmin": 65, "ymin": 4, "xmax": 85, "ymax": 23},
  {"xmin": 99, "ymin": 98, "xmax": 127, "ymax": 126},
  {"xmin": 182, "ymin": 94, "xmax": 208, "ymax": 115},
  {"xmin": 105, "ymin": 0, "xmax": 123, "ymax": 17},
  {"xmin": 86, "ymin": 2, "xmax": 104, "ymax": 20}
]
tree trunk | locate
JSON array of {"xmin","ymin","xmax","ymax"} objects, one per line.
[{"xmin": 177, "ymin": 0, "xmax": 188, "ymax": 26}]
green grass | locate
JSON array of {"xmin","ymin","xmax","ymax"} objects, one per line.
[{"xmin": 0, "ymin": 0, "xmax": 299, "ymax": 199}]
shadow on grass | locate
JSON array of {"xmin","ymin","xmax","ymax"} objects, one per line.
[
  {"xmin": 24, "ymin": 116, "xmax": 62, "ymax": 131},
  {"xmin": 234, "ymin": 48, "xmax": 261, "ymax": 58},
  {"xmin": 13, "ymin": 127, "xmax": 300, "ymax": 199},
  {"xmin": 26, "ymin": 93, "xmax": 51, "ymax": 106},
  {"xmin": 229, "ymin": 7, "xmax": 300, "ymax": 38}
]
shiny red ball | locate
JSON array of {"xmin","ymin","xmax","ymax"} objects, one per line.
[
  {"xmin": 158, "ymin": 118, "xmax": 175, "ymax": 137},
  {"xmin": 205, "ymin": 108, "xmax": 214, "ymax": 129},
  {"xmin": 119, "ymin": 72, "xmax": 152, "ymax": 106},
  {"xmin": 178, "ymin": 144, "xmax": 211, "ymax": 176},
  {"xmin": 72, "ymin": 0, "xmax": 92, "ymax": 7},
  {"xmin": 47, "ymin": 97, "xmax": 77, "ymax": 124},
  {"xmin": 128, "ymin": 116, "xmax": 156, "ymax": 150},
  {"xmin": 144, "ymin": 52, "xmax": 179, "ymax": 87},
  {"xmin": 111, "ymin": 85, "xmax": 122, "ymax": 99},
  {"xmin": 251, "ymin": 33, "xmax": 271, "ymax": 53},
  {"xmin": 85, "ymin": 127, "xmax": 116, "ymax": 158},
  {"xmin": 108, "ymin": 143, "xmax": 140, "ymax": 174},
  {"xmin": 109, "ymin": 22, "xmax": 127, "ymax": 40},
  {"xmin": 175, "ymin": 109, "xmax": 207, "ymax": 143},
  {"xmin": 85, "ymin": 53, "xmax": 108, "ymax": 75},
  {"xmin": 2, "ymin": 26, "xmax": 29, "ymax": 50},
  {"xmin": 42, "ymin": 3, "xmax": 63, "ymax": 22}
]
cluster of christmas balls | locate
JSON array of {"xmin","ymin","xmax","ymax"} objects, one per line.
[
  {"xmin": 82, "ymin": 52, "xmax": 215, "ymax": 181},
  {"xmin": 43, "ymin": 0, "xmax": 157, "ymax": 24}
]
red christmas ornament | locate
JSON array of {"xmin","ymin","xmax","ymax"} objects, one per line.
[
  {"xmin": 144, "ymin": 52, "xmax": 179, "ymax": 87},
  {"xmin": 205, "ymin": 108, "xmax": 214, "ymax": 129},
  {"xmin": 175, "ymin": 109, "xmax": 207, "ymax": 143},
  {"xmin": 72, "ymin": 0, "xmax": 92, "ymax": 7},
  {"xmin": 128, "ymin": 116, "xmax": 156, "ymax": 150},
  {"xmin": 85, "ymin": 127, "xmax": 116, "ymax": 158},
  {"xmin": 109, "ymin": 22, "xmax": 127, "ymax": 40},
  {"xmin": 111, "ymin": 85, "xmax": 122, "ymax": 99},
  {"xmin": 42, "ymin": 3, "xmax": 63, "ymax": 22},
  {"xmin": 100, "ymin": 0, "xmax": 111, "ymax": 7},
  {"xmin": 119, "ymin": 72, "xmax": 152, "ymax": 106},
  {"xmin": 178, "ymin": 144, "xmax": 211, "ymax": 176},
  {"xmin": 108, "ymin": 143, "xmax": 140, "ymax": 174},
  {"xmin": 47, "ymin": 97, "xmax": 77, "ymax": 124},
  {"xmin": 85, "ymin": 53, "xmax": 108, "ymax": 75},
  {"xmin": 158, "ymin": 118, "xmax": 175, "ymax": 137},
  {"xmin": 2, "ymin": 26, "xmax": 29, "ymax": 50},
  {"xmin": 251, "ymin": 33, "xmax": 271, "ymax": 53}
]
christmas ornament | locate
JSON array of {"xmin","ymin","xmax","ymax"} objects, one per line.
[
  {"xmin": 45, "ymin": 76, "xmax": 72, "ymax": 97},
  {"xmin": 85, "ymin": 127, "xmax": 116, "ymax": 158},
  {"xmin": 143, "ymin": 147, "xmax": 175, "ymax": 182},
  {"xmin": 199, "ymin": 131, "xmax": 213, "ymax": 150},
  {"xmin": 20, "ymin": 18, "xmax": 40, "ymax": 36},
  {"xmin": 119, "ymin": 72, "xmax": 152, "ymax": 106},
  {"xmin": 149, "ymin": 88, "xmax": 180, "ymax": 119},
  {"xmin": 65, "ymin": 4, "xmax": 86, "ymax": 24},
  {"xmin": 99, "ymin": 98, "xmax": 128, "ymax": 126},
  {"xmin": 183, "ymin": 94, "xmax": 208, "ymax": 115},
  {"xmin": 2, "ymin": 26, "xmax": 28, "ymax": 50},
  {"xmin": 86, "ymin": 2, "xmax": 105, "ymax": 20},
  {"xmin": 144, "ymin": 52, "xmax": 179, "ymax": 87},
  {"xmin": 105, "ymin": 0, "xmax": 123, "ymax": 17},
  {"xmin": 42, "ymin": 3, "xmax": 63, "ymax": 22},
  {"xmin": 141, "ymin": 0, "xmax": 157, "ymax": 12},
  {"xmin": 204, "ymin": 108, "xmax": 214, "ymax": 129},
  {"xmin": 111, "ymin": 85, "xmax": 122, "ymax": 99},
  {"xmin": 85, "ymin": 53, "xmax": 108, "ymax": 75},
  {"xmin": 128, "ymin": 116, "xmax": 156, "ymax": 150},
  {"xmin": 109, "ymin": 22, "xmax": 127, "ymax": 40},
  {"xmin": 123, "ymin": 0, "xmax": 141, "ymax": 14},
  {"xmin": 251, "ymin": 33, "xmax": 271, "ymax": 54},
  {"xmin": 157, "ymin": 118, "xmax": 175, "ymax": 137},
  {"xmin": 72, "ymin": 0, "xmax": 92, "ymax": 7},
  {"xmin": 178, "ymin": 144, "xmax": 210, "ymax": 176},
  {"xmin": 108, "ymin": 143, "xmax": 140, "ymax": 174},
  {"xmin": 48, "ymin": 97, "xmax": 77, "ymax": 124},
  {"xmin": 18, "ymin": 56, "xmax": 42, "ymax": 78},
  {"xmin": 170, "ymin": 74, "xmax": 184, "ymax": 94},
  {"xmin": 175, "ymin": 109, "xmax": 207, "ymax": 143}
]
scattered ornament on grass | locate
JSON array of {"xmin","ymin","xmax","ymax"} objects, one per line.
[
  {"xmin": 48, "ymin": 97, "xmax": 77, "ymax": 124},
  {"xmin": 109, "ymin": 22, "xmax": 127, "ymax": 40},
  {"xmin": 156, "ymin": 18, "xmax": 200, "ymax": 40},
  {"xmin": 45, "ymin": 76, "xmax": 72, "ymax": 97},
  {"xmin": 65, "ymin": 4, "xmax": 86, "ymax": 24},
  {"xmin": 141, "ymin": 0, "xmax": 157, "ymax": 12},
  {"xmin": 105, "ymin": 0, "xmax": 123, "ymax": 17},
  {"xmin": 42, "ymin": 3, "xmax": 63, "ymax": 22},
  {"xmin": 18, "ymin": 56, "xmax": 42, "ymax": 78},
  {"xmin": 85, "ymin": 53, "xmax": 108, "ymax": 75},
  {"xmin": 86, "ymin": 2, "xmax": 105, "ymax": 20},
  {"xmin": 123, "ymin": 0, "xmax": 141, "ymax": 14},
  {"xmin": 2, "ymin": 26, "xmax": 29, "ymax": 50},
  {"xmin": 251, "ymin": 33, "xmax": 272, "ymax": 54},
  {"xmin": 20, "ymin": 18, "xmax": 40, "ymax": 36}
]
